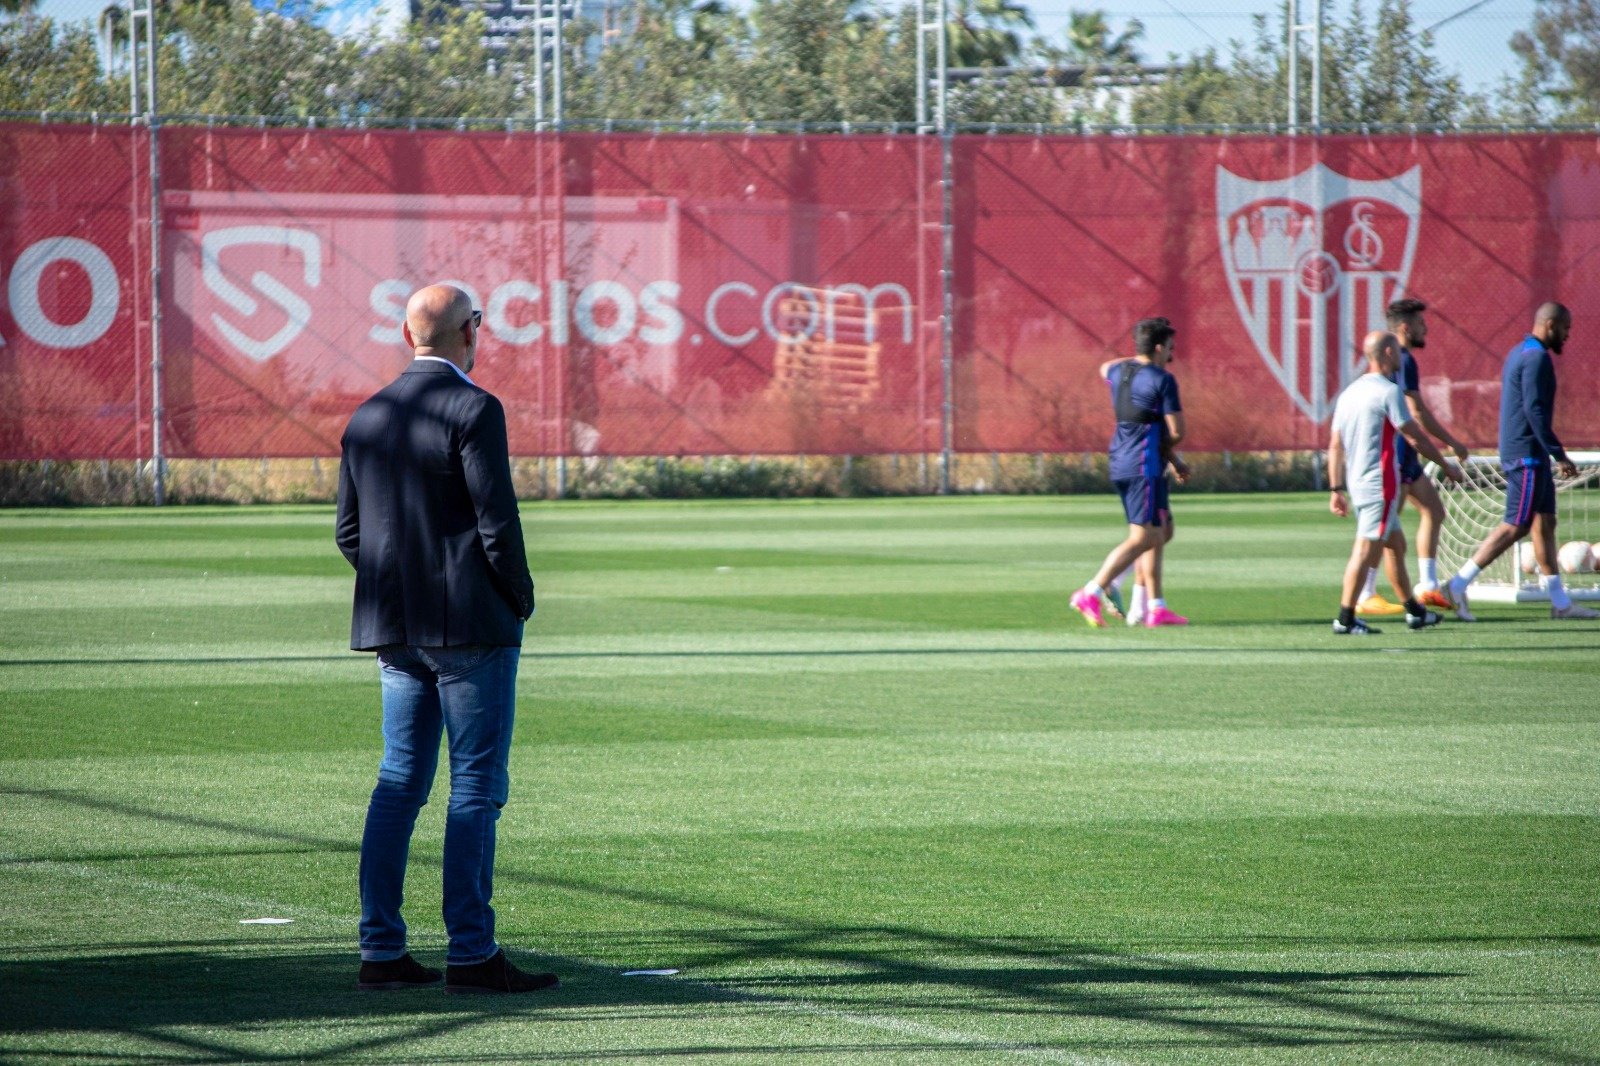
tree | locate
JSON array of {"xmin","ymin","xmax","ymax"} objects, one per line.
[
  {"xmin": 1506, "ymin": 0, "xmax": 1600, "ymax": 121},
  {"xmin": 1132, "ymin": 0, "xmax": 1484, "ymax": 127},
  {"xmin": 1059, "ymin": 9, "xmax": 1143, "ymax": 67},
  {"xmin": 945, "ymin": 0, "xmax": 1034, "ymax": 67}
]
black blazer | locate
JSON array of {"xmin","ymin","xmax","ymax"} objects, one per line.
[{"xmin": 336, "ymin": 359, "xmax": 534, "ymax": 650}]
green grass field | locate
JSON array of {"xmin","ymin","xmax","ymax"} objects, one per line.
[{"xmin": 1, "ymin": 494, "xmax": 1597, "ymax": 1064}]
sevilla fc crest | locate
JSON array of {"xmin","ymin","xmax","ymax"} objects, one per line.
[{"xmin": 1217, "ymin": 163, "xmax": 1421, "ymax": 421}]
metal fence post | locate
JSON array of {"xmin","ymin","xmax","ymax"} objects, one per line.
[
  {"xmin": 130, "ymin": 0, "xmax": 165, "ymax": 505},
  {"xmin": 939, "ymin": 126, "xmax": 955, "ymax": 495}
]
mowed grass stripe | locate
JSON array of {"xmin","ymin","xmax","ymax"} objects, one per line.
[{"xmin": 1, "ymin": 496, "xmax": 1597, "ymax": 1063}]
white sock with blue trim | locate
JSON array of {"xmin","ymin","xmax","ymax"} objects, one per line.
[{"xmin": 1544, "ymin": 573, "xmax": 1573, "ymax": 610}]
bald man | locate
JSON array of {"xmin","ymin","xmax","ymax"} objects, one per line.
[
  {"xmin": 1327, "ymin": 331, "xmax": 1463, "ymax": 635},
  {"xmin": 1446, "ymin": 303, "xmax": 1599, "ymax": 620},
  {"xmin": 338, "ymin": 284, "xmax": 557, "ymax": 994}
]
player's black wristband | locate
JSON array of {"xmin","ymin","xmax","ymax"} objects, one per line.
[{"xmin": 1330, "ymin": 485, "xmax": 1347, "ymax": 493}]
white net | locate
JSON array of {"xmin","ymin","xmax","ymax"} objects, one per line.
[{"xmin": 1432, "ymin": 452, "xmax": 1600, "ymax": 603}]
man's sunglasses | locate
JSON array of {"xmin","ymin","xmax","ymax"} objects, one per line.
[{"xmin": 463, "ymin": 310, "xmax": 482, "ymax": 330}]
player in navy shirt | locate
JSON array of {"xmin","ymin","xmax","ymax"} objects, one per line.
[
  {"xmin": 1071, "ymin": 317, "xmax": 1192, "ymax": 628},
  {"xmin": 1445, "ymin": 302, "xmax": 1597, "ymax": 620},
  {"xmin": 1354, "ymin": 299, "xmax": 1471, "ymax": 617}
]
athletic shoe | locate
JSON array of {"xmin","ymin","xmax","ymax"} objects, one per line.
[
  {"xmin": 1069, "ymin": 589, "xmax": 1106, "ymax": 628},
  {"xmin": 1415, "ymin": 588, "xmax": 1452, "ymax": 611},
  {"xmin": 1551, "ymin": 602, "xmax": 1600, "ymax": 619},
  {"xmin": 357, "ymin": 953, "xmax": 442, "ymax": 991},
  {"xmin": 1126, "ymin": 607, "xmax": 1146, "ymax": 627},
  {"xmin": 1406, "ymin": 609, "xmax": 1443, "ymax": 630},
  {"xmin": 1332, "ymin": 617, "xmax": 1379, "ymax": 635},
  {"xmin": 1103, "ymin": 584, "xmax": 1126, "ymax": 620},
  {"xmin": 1445, "ymin": 576, "xmax": 1476, "ymax": 622},
  {"xmin": 1144, "ymin": 605, "xmax": 1188, "ymax": 627},
  {"xmin": 1356, "ymin": 594, "xmax": 1406, "ymax": 617}
]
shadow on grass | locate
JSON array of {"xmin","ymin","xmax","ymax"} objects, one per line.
[
  {"xmin": 2, "ymin": 788, "xmax": 1588, "ymax": 1063},
  {"xmin": 0, "ymin": 941, "xmax": 721, "ymax": 1063}
]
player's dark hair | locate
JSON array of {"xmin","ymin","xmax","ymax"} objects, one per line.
[
  {"xmin": 1134, "ymin": 317, "xmax": 1176, "ymax": 356},
  {"xmin": 1386, "ymin": 298, "xmax": 1427, "ymax": 327}
]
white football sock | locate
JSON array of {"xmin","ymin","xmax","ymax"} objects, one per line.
[
  {"xmin": 1129, "ymin": 584, "xmax": 1150, "ymax": 617},
  {"xmin": 1544, "ymin": 573, "xmax": 1573, "ymax": 610},
  {"xmin": 1360, "ymin": 567, "xmax": 1379, "ymax": 600},
  {"xmin": 1110, "ymin": 563, "xmax": 1134, "ymax": 592},
  {"xmin": 1457, "ymin": 561, "xmax": 1483, "ymax": 584},
  {"xmin": 1085, "ymin": 581, "xmax": 1104, "ymax": 600},
  {"xmin": 1150, "ymin": 597, "xmax": 1167, "ymax": 609},
  {"xmin": 1419, "ymin": 558, "xmax": 1438, "ymax": 588}
]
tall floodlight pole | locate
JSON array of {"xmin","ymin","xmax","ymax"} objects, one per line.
[
  {"xmin": 130, "ymin": 0, "xmax": 164, "ymax": 505},
  {"xmin": 1310, "ymin": 0, "xmax": 1322, "ymax": 129},
  {"xmin": 552, "ymin": 0, "xmax": 564, "ymax": 127},
  {"xmin": 535, "ymin": 0, "xmax": 565, "ymax": 130},
  {"xmin": 1286, "ymin": 0, "xmax": 1298, "ymax": 132}
]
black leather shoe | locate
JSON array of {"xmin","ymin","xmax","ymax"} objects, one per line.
[
  {"xmin": 357, "ymin": 953, "xmax": 442, "ymax": 990},
  {"xmin": 445, "ymin": 949, "xmax": 560, "ymax": 994}
]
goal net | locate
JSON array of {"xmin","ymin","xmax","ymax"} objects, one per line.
[{"xmin": 1432, "ymin": 452, "xmax": 1600, "ymax": 603}]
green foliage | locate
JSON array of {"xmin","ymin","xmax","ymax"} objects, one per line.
[
  {"xmin": 0, "ymin": 16, "xmax": 121, "ymax": 112},
  {"xmin": 1133, "ymin": 0, "xmax": 1485, "ymax": 127},
  {"xmin": 1508, "ymin": 0, "xmax": 1600, "ymax": 122}
]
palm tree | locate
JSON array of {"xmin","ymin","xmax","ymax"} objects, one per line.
[
  {"xmin": 945, "ymin": 0, "xmax": 1034, "ymax": 68},
  {"xmin": 1064, "ymin": 8, "xmax": 1142, "ymax": 66},
  {"xmin": 1, "ymin": 0, "xmax": 40, "ymax": 14}
]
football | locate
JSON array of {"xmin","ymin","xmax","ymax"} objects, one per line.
[
  {"xmin": 1557, "ymin": 541, "xmax": 1595, "ymax": 574},
  {"xmin": 1518, "ymin": 541, "xmax": 1539, "ymax": 574}
]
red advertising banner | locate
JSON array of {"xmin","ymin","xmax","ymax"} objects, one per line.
[
  {"xmin": 0, "ymin": 124, "xmax": 147, "ymax": 460},
  {"xmin": 960, "ymin": 134, "xmax": 1600, "ymax": 453},
  {"xmin": 3, "ymin": 124, "xmax": 1598, "ymax": 460},
  {"xmin": 155, "ymin": 128, "xmax": 940, "ymax": 458}
]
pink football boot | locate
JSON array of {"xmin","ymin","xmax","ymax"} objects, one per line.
[
  {"xmin": 1144, "ymin": 605, "xmax": 1189, "ymax": 627},
  {"xmin": 1069, "ymin": 588, "xmax": 1106, "ymax": 628}
]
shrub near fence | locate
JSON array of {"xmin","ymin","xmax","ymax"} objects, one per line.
[{"xmin": 0, "ymin": 452, "xmax": 1323, "ymax": 506}]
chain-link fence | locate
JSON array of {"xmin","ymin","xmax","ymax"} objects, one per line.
[{"xmin": 4, "ymin": 115, "xmax": 1599, "ymax": 502}]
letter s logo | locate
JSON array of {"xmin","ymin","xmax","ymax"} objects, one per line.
[{"xmin": 201, "ymin": 226, "xmax": 322, "ymax": 362}]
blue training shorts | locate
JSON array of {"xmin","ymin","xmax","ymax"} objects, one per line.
[
  {"xmin": 1113, "ymin": 475, "xmax": 1171, "ymax": 527},
  {"xmin": 1503, "ymin": 462, "xmax": 1556, "ymax": 525}
]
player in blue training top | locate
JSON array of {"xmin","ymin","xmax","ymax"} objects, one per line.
[
  {"xmin": 1071, "ymin": 316, "xmax": 1191, "ymax": 628},
  {"xmin": 1446, "ymin": 302, "xmax": 1599, "ymax": 620},
  {"xmin": 1354, "ymin": 298, "xmax": 1472, "ymax": 618}
]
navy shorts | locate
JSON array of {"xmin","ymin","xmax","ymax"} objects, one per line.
[
  {"xmin": 1114, "ymin": 475, "xmax": 1170, "ymax": 527},
  {"xmin": 1503, "ymin": 462, "xmax": 1556, "ymax": 525},
  {"xmin": 1400, "ymin": 454, "xmax": 1425, "ymax": 484}
]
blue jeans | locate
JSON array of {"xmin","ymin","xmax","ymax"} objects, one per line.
[{"xmin": 359, "ymin": 636, "xmax": 520, "ymax": 966}]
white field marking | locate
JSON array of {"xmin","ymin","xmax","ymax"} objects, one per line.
[
  {"xmin": 19, "ymin": 857, "xmax": 1122, "ymax": 1062},
  {"xmin": 625, "ymin": 969, "xmax": 1126, "ymax": 1064},
  {"xmin": 763, "ymin": 998, "xmax": 1123, "ymax": 1064},
  {"xmin": 9, "ymin": 859, "xmax": 350, "ymax": 927}
]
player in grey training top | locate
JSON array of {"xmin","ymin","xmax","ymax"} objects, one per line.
[{"xmin": 1327, "ymin": 331, "xmax": 1463, "ymax": 636}]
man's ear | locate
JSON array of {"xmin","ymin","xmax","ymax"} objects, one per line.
[{"xmin": 402, "ymin": 322, "xmax": 415, "ymax": 348}]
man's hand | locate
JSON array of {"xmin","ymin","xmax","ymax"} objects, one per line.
[
  {"xmin": 1439, "ymin": 461, "xmax": 1466, "ymax": 485},
  {"xmin": 1170, "ymin": 456, "xmax": 1191, "ymax": 484},
  {"xmin": 1330, "ymin": 490, "xmax": 1349, "ymax": 518},
  {"xmin": 1451, "ymin": 440, "xmax": 1470, "ymax": 463},
  {"xmin": 1558, "ymin": 458, "xmax": 1579, "ymax": 480}
]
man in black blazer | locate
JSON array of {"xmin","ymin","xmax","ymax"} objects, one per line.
[{"xmin": 337, "ymin": 283, "xmax": 557, "ymax": 995}]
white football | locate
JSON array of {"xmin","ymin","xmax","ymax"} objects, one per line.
[
  {"xmin": 1518, "ymin": 541, "xmax": 1539, "ymax": 574},
  {"xmin": 1558, "ymin": 541, "xmax": 1595, "ymax": 574}
]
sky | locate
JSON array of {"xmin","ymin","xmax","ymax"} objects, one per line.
[{"xmin": 27, "ymin": 0, "xmax": 1536, "ymax": 97}]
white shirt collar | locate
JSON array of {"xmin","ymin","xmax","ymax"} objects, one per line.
[{"xmin": 412, "ymin": 355, "xmax": 474, "ymax": 385}]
